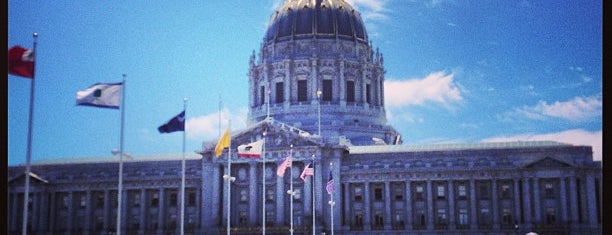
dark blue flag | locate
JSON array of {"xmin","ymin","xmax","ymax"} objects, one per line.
[{"xmin": 158, "ymin": 111, "xmax": 185, "ymax": 133}]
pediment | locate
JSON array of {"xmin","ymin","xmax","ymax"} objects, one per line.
[
  {"xmin": 8, "ymin": 172, "xmax": 49, "ymax": 187},
  {"xmin": 523, "ymin": 157, "xmax": 573, "ymax": 169},
  {"xmin": 201, "ymin": 118, "xmax": 323, "ymax": 156}
]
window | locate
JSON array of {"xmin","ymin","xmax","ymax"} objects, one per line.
[
  {"xmin": 275, "ymin": 82, "xmax": 284, "ymax": 103},
  {"xmin": 544, "ymin": 183, "xmax": 555, "ymax": 198},
  {"xmin": 479, "ymin": 183, "xmax": 490, "ymax": 199},
  {"xmin": 297, "ymin": 80, "xmax": 308, "ymax": 102},
  {"xmin": 458, "ymin": 208, "xmax": 469, "ymax": 225},
  {"xmin": 415, "ymin": 185, "xmax": 424, "ymax": 199},
  {"xmin": 394, "ymin": 210, "xmax": 404, "ymax": 225},
  {"xmin": 366, "ymin": 84, "xmax": 371, "ymax": 104},
  {"xmin": 458, "ymin": 184, "xmax": 467, "ymax": 198},
  {"xmin": 480, "ymin": 208, "xmax": 491, "ymax": 224},
  {"xmin": 546, "ymin": 207, "xmax": 556, "ymax": 224},
  {"xmin": 354, "ymin": 187, "xmax": 363, "ymax": 201},
  {"xmin": 240, "ymin": 190, "xmax": 248, "ymax": 202},
  {"xmin": 416, "ymin": 209, "xmax": 426, "ymax": 226},
  {"xmin": 374, "ymin": 211, "xmax": 384, "ymax": 227},
  {"xmin": 322, "ymin": 79, "xmax": 332, "ymax": 101},
  {"xmin": 394, "ymin": 186, "xmax": 404, "ymax": 200},
  {"xmin": 502, "ymin": 208, "xmax": 512, "ymax": 225},
  {"xmin": 501, "ymin": 184, "xmax": 511, "ymax": 199},
  {"xmin": 437, "ymin": 185, "xmax": 445, "ymax": 199},
  {"xmin": 260, "ymin": 86, "xmax": 266, "ymax": 105},
  {"xmin": 239, "ymin": 211, "xmax": 248, "ymax": 225},
  {"xmin": 151, "ymin": 192, "xmax": 159, "ymax": 207},
  {"xmin": 266, "ymin": 188, "xmax": 275, "ymax": 202},
  {"xmin": 170, "ymin": 193, "xmax": 177, "ymax": 206},
  {"xmin": 188, "ymin": 192, "xmax": 196, "ymax": 206},
  {"xmin": 96, "ymin": 194, "xmax": 104, "ymax": 209},
  {"xmin": 62, "ymin": 194, "xmax": 69, "ymax": 209},
  {"xmin": 294, "ymin": 188, "xmax": 302, "ymax": 200},
  {"xmin": 266, "ymin": 211, "xmax": 275, "ymax": 226},
  {"xmin": 437, "ymin": 208, "xmax": 447, "ymax": 224},
  {"xmin": 80, "ymin": 195, "xmax": 87, "ymax": 208},
  {"xmin": 133, "ymin": 193, "xmax": 140, "ymax": 207},
  {"xmin": 374, "ymin": 188, "xmax": 383, "ymax": 201},
  {"xmin": 354, "ymin": 212, "xmax": 363, "ymax": 226},
  {"xmin": 346, "ymin": 80, "xmax": 355, "ymax": 102}
]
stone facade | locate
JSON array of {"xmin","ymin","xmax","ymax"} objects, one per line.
[{"xmin": 7, "ymin": 0, "xmax": 602, "ymax": 234}]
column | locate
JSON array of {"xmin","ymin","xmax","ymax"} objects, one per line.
[
  {"xmin": 405, "ymin": 180, "xmax": 413, "ymax": 230},
  {"xmin": 222, "ymin": 164, "xmax": 229, "ymax": 226},
  {"xmin": 85, "ymin": 191, "xmax": 92, "ymax": 233},
  {"xmin": 491, "ymin": 180, "xmax": 499, "ymax": 229},
  {"xmin": 339, "ymin": 60, "xmax": 346, "ymax": 105},
  {"xmin": 31, "ymin": 192, "xmax": 39, "ymax": 233},
  {"xmin": 426, "ymin": 180, "xmax": 433, "ymax": 230},
  {"xmin": 513, "ymin": 179, "xmax": 521, "ymax": 224},
  {"xmin": 10, "ymin": 193, "xmax": 17, "ymax": 231},
  {"xmin": 384, "ymin": 182, "xmax": 391, "ymax": 229},
  {"xmin": 276, "ymin": 173, "xmax": 285, "ymax": 225},
  {"xmin": 522, "ymin": 178, "xmax": 532, "ymax": 224},
  {"xmin": 532, "ymin": 178, "xmax": 541, "ymax": 223},
  {"xmin": 209, "ymin": 161, "xmax": 221, "ymax": 228},
  {"xmin": 304, "ymin": 166, "xmax": 312, "ymax": 221},
  {"xmin": 469, "ymin": 179, "xmax": 477, "ymax": 229},
  {"xmin": 363, "ymin": 182, "xmax": 371, "ymax": 230},
  {"xmin": 284, "ymin": 60, "xmax": 290, "ymax": 107},
  {"xmin": 103, "ymin": 190, "xmax": 109, "ymax": 232},
  {"xmin": 248, "ymin": 162, "xmax": 258, "ymax": 226},
  {"xmin": 38, "ymin": 192, "xmax": 48, "ymax": 231},
  {"xmin": 559, "ymin": 177, "xmax": 568, "ymax": 222},
  {"xmin": 49, "ymin": 192, "xmax": 56, "ymax": 232},
  {"xmin": 68, "ymin": 191, "xmax": 74, "ymax": 235},
  {"xmin": 139, "ymin": 189, "xmax": 145, "ymax": 234},
  {"xmin": 586, "ymin": 174, "xmax": 598, "ymax": 227},
  {"xmin": 447, "ymin": 180, "xmax": 455, "ymax": 230},
  {"xmin": 568, "ymin": 176, "xmax": 578, "ymax": 223},
  {"xmin": 157, "ymin": 188, "xmax": 165, "ymax": 234},
  {"xmin": 343, "ymin": 183, "xmax": 350, "ymax": 226},
  {"xmin": 310, "ymin": 59, "xmax": 318, "ymax": 104}
]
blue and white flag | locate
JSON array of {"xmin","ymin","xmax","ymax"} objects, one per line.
[
  {"xmin": 76, "ymin": 82, "xmax": 122, "ymax": 109},
  {"xmin": 158, "ymin": 111, "xmax": 185, "ymax": 133}
]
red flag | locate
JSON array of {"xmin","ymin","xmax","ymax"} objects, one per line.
[{"xmin": 8, "ymin": 45, "xmax": 35, "ymax": 78}]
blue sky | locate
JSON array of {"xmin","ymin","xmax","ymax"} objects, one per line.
[{"xmin": 8, "ymin": 0, "xmax": 602, "ymax": 166}]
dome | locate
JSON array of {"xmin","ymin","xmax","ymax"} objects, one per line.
[{"xmin": 264, "ymin": 0, "xmax": 368, "ymax": 44}]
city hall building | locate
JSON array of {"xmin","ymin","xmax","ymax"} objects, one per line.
[{"xmin": 8, "ymin": 0, "xmax": 602, "ymax": 234}]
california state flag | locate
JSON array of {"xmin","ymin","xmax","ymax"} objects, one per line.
[
  {"xmin": 237, "ymin": 139, "xmax": 264, "ymax": 158},
  {"xmin": 8, "ymin": 45, "xmax": 35, "ymax": 78}
]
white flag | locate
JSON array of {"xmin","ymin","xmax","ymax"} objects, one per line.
[
  {"xmin": 76, "ymin": 82, "xmax": 122, "ymax": 109},
  {"xmin": 237, "ymin": 139, "xmax": 264, "ymax": 158}
]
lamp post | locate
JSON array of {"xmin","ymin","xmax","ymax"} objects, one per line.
[{"xmin": 316, "ymin": 90, "xmax": 322, "ymax": 137}]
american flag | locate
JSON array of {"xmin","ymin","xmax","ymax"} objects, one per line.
[
  {"xmin": 326, "ymin": 170, "xmax": 335, "ymax": 194},
  {"xmin": 276, "ymin": 156, "xmax": 292, "ymax": 177},
  {"xmin": 300, "ymin": 161, "xmax": 314, "ymax": 181}
]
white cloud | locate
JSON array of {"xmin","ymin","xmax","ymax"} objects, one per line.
[
  {"xmin": 385, "ymin": 71, "xmax": 463, "ymax": 108},
  {"xmin": 346, "ymin": 0, "xmax": 389, "ymax": 21},
  {"xmin": 481, "ymin": 129, "xmax": 602, "ymax": 162},
  {"xmin": 512, "ymin": 95, "xmax": 602, "ymax": 122},
  {"xmin": 185, "ymin": 108, "xmax": 248, "ymax": 141}
]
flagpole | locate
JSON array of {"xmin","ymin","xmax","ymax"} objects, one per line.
[
  {"xmin": 180, "ymin": 98, "xmax": 188, "ymax": 235},
  {"xmin": 328, "ymin": 162, "xmax": 335, "ymax": 235},
  {"xmin": 21, "ymin": 32, "xmax": 37, "ymax": 235},
  {"xmin": 224, "ymin": 120, "xmax": 233, "ymax": 235},
  {"xmin": 289, "ymin": 145, "xmax": 294, "ymax": 235},
  {"xmin": 262, "ymin": 131, "xmax": 267, "ymax": 235},
  {"xmin": 311, "ymin": 155, "xmax": 316, "ymax": 235},
  {"xmin": 116, "ymin": 73, "xmax": 127, "ymax": 235}
]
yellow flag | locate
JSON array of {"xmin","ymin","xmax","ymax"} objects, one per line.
[{"xmin": 215, "ymin": 128, "xmax": 230, "ymax": 157}]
